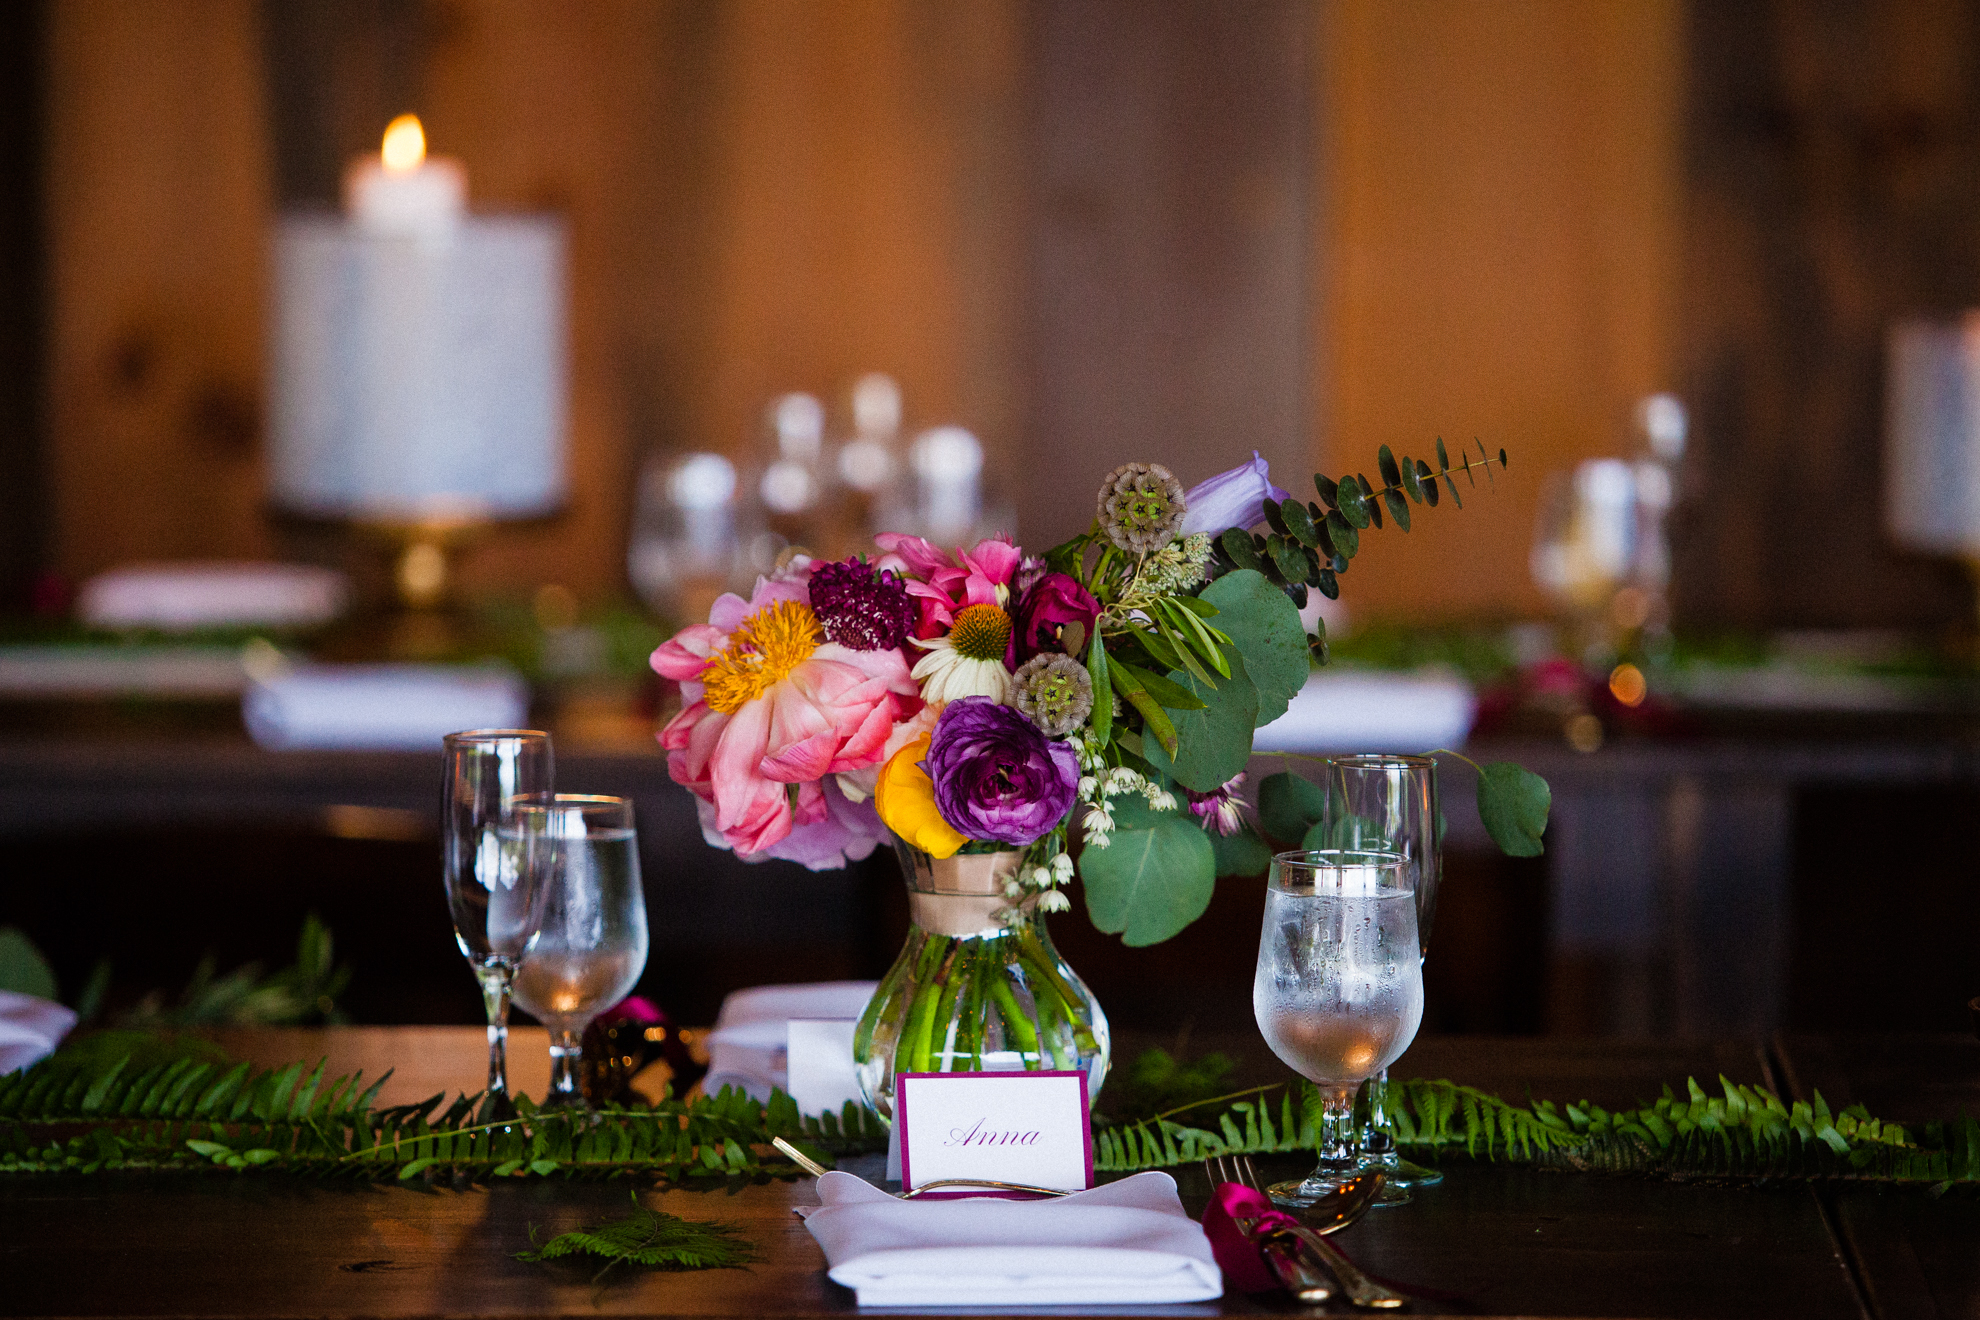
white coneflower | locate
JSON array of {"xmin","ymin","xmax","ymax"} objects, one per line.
[{"xmin": 911, "ymin": 602, "xmax": 1013, "ymax": 704}]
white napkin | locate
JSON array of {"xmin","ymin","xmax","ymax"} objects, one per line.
[
  {"xmin": 702, "ymin": 981, "xmax": 877, "ymax": 1101},
  {"xmin": 243, "ymin": 663, "xmax": 528, "ymax": 750},
  {"xmin": 0, "ymin": 991, "xmax": 77, "ymax": 1076},
  {"xmin": 802, "ymin": 1170, "xmax": 1223, "ymax": 1307}
]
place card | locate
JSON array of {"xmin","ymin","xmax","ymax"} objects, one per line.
[
  {"xmin": 786, "ymin": 1018, "xmax": 862, "ymax": 1117},
  {"xmin": 894, "ymin": 1070, "xmax": 1093, "ymax": 1196}
]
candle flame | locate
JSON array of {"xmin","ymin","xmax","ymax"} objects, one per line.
[{"xmin": 381, "ymin": 115, "xmax": 426, "ymax": 173}]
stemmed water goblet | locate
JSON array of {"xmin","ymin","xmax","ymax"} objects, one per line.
[
  {"xmin": 1253, "ymin": 848, "xmax": 1424, "ymax": 1208},
  {"xmin": 508, "ymin": 794, "xmax": 650, "ymax": 1108},
  {"xmin": 1324, "ymin": 753, "xmax": 1443, "ymax": 1201},
  {"xmin": 441, "ymin": 729, "xmax": 555, "ymax": 1103}
]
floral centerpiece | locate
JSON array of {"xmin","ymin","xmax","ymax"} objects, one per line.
[{"xmin": 651, "ymin": 441, "xmax": 1540, "ymax": 1117}]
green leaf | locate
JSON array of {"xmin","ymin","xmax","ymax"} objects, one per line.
[
  {"xmin": 1383, "ymin": 488, "xmax": 1410, "ymax": 531},
  {"xmin": 1435, "ymin": 436, "xmax": 1451, "ymax": 472},
  {"xmin": 1211, "ymin": 827, "xmax": 1272, "ymax": 878},
  {"xmin": 1377, "ymin": 445, "xmax": 1402, "ymax": 489},
  {"xmin": 1400, "ymin": 459, "xmax": 1425, "ymax": 504},
  {"xmin": 1107, "ymin": 660, "xmax": 1178, "ymax": 757},
  {"xmin": 1219, "ymin": 526, "xmax": 1264, "ymax": 574},
  {"xmin": 1268, "ymin": 536, "xmax": 1308, "ymax": 588},
  {"xmin": 1140, "ymin": 648, "xmax": 1257, "ymax": 792},
  {"xmin": 1313, "ymin": 473, "xmax": 1339, "ymax": 509},
  {"xmin": 1080, "ymin": 813, "xmax": 1217, "ymax": 946},
  {"xmin": 1257, "ymin": 770, "xmax": 1326, "ymax": 844},
  {"xmin": 1325, "ymin": 510, "xmax": 1359, "ymax": 559},
  {"xmin": 1280, "ymin": 497, "xmax": 1319, "ymax": 547},
  {"xmin": 0, "ymin": 928, "xmax": 57, "ymax": 1000},
  {"xmin": 1336, "ymin": 479, "xmax": 1371, "ymax": 530},
  {"xmin": 1114, "ymin": 661, "xmax": 1207, "ymax": 711},
  {"xmin": 1198, "ymin": 570, "xmax": 1308, "ymax": 726},
  {"xmin": 1419, "ymin": 459, "xmax": 1441, "ymax": 506},
  {"xmin": 1477, "ymin": 761, "xmax": 1551, "ymax": 856},
  {"xmin": 1087, "ymin": 629, "xmax": 1112, "ymax": 744}
]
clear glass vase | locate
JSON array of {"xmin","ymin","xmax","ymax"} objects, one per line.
[{"xmin": 854, "ymin": 838, "xmax": 1110, "ymax": 1122}]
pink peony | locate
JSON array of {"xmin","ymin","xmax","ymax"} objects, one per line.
[
  {"xmin": 653, "ymin": 574, "xmax": 920, "ymax": 860},
  {"xmin": 872, "ymin": 534, "xmax": 1022, "ymax": 639}
]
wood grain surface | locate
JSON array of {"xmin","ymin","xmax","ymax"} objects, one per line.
[{"xmin": 0, "ymin": 1027, "xmax": 1888, "ymax": 1319}]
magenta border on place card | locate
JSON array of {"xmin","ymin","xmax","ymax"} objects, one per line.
[{"xmin": 895, "ymin": 1069, "xmax": 1092, "ymax": 1198}]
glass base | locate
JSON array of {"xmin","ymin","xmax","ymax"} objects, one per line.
[
  {"xmin": 1266, "ymin": 1164, "xmax": 1365, "ymax": 1210},
  {"xmin": 1382, "ymin": 1153, "xmax": 1443, "ymax": 1188}
]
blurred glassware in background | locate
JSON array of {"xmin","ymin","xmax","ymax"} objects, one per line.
[
  {"xmin": 1886, "ymin": 314, "xmax": 1980, "ymax": 632},
  {"xmin": 1529, "ymin": 393, "xmax": 1684, "ymax": 668},
  {"xmin": 830, "ymin": 373, "xmax": 910, "ymax": 555},
  {"xmin": 627, "ymin": 450, "xmax": 759, "ymax": 627},
  {"xmin": 759, "ymin": 392, "xmax": 830, "ymax": 552}
]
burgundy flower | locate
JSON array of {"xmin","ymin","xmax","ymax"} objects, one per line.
[
  {"xmin": 807, "ymin": 557, "xmax": 918, "ymax": 651},
  {"xmin": 1008, "ymin": 572, "xmax": 1101, "ymax": 667},
  {"xmin": 925, "ymin": 697, "xmax": 1079, "ymax": 846}
]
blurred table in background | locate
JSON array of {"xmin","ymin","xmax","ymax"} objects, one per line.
[{"xmin": 3, "ymin": 720, "xmax": 1978, "ymax": 1039}]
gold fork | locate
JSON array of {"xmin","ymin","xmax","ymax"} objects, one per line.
[
  {"xmin": 1204, "ymin": 1154, "xmax": 1335, "ymax": 1304},
  {"xmin": 1224, "ymin": 1153, "xmax": 1406, "ymax": 1310}
]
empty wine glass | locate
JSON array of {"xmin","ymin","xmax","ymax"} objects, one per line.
[
  {"xmin": 441, "ymin": 729, "xmax": 555, "ymax": 1101},
  {"xmin": 1254, "ymin": 849, "xmax": 1423, "ymax": 1209},
  {"xmin": 1325, "ymin": 753, "xmax": 1443, "ymax": 1199},
  {"xmin": 509, "ymin": 795, "xmax": 650, "ymax": 1108}
]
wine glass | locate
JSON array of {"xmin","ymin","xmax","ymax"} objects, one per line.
[
  {"xmin": 441, "ymin": 729, "xmax": 554, "ymax": 1102},
  {"xmin": 1253, "ymin": 849, "xmax": 1423, "ymax": 1208},
  {"xmin": 1325, "ymin": 753, "xmax": 1442, "ymax": 1200},
  {"xmin": 509, "ymin": 795, "xmax": 650, "ymax": 1108}
]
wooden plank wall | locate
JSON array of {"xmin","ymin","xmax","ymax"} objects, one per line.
[
  {"xmin": 44, "ymin": 1, "xmax": 1964, "ymax": 632},
  {"xmin": 1315, "ymin": 0, "xmax": 1685, "ymax": 624}
]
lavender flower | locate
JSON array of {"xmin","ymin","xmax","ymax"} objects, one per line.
[
  {"xmin": 1185, "ymin": 772, "xmax": 1250, "ymax": 837},
  {"xmin": 1179, "ymin": 451, "xmax": 1290, "ymax": 536},
  {"xmin": 807, "ymin": 557, "xmax": 917, "ymax": 651},
  {"xmin": 925, "ymin": 696, "xmax": 1079, "ymax": 846}
]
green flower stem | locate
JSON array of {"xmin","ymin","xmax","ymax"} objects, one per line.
[
  {"xmin": 901, "ymin": 938, "xmax": 953, "ymax": 1076},
  {"xmin": 1015, "ymin": 935, "xmax": 1098, "ymax": 1055},
  {"xmin": 928, "ymin": 952, "xmax": 968, "ymax": 1072},
  {"xmin": 985, "ymin": 975, "xmax": 1041, "ymax": 1069},
  {"xmin": 1030, "ymin": 976, "xmax": 1072, "ymax": 1071},
  {"xmin": 956, "ymin": 944, "xmax": 987, "ymax": 1068}
]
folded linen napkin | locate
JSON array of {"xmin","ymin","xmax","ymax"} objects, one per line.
[
  {"xmin": 801, "ymin": 1169, "xmax": 1223, "ymax": 1307},
  {"xmin": 0, "ymin": 991, "xmax": 77, "ymax": 1076},
  {"xmin": 702, "ymin": 981, "xmax": 877, "ymax": 1101}
]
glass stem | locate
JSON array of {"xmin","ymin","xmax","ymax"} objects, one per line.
[
  {"xmin": 1317, "ymin": 1084, "xmax": 1359, "ymax": 1172},
  {"xmin": 548, "ymin": 1028, "xmax": 584, "ymax": 1102},
  {"xmin": 1364, "ymin": 1068, "xmax": 1397, "ymax": 1158},
  {"xmin": 476, "ymin": 962, "xmax": 514, "ymax": 1097}
]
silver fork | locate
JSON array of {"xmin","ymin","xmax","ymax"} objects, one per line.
[
  {"xmin": 1204, "ymin": 1154, "xmax": 1335, "ymax": 1304},
  {"xmin": 1222, "ymin": 1154, "xmax": 1406, "ymax": 1310}
]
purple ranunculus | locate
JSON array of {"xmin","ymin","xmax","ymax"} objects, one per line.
[
  {"xmin": 1179, "ymin": 450, "xmax": 1291, "ymax": 536},
  {"xmin": 925, "ymin": 696, "xmax": 1079, "ymax": 846},
  {"xmin": 1007, "ymin": 571, "xmax": 1101, "ymax": 667}
]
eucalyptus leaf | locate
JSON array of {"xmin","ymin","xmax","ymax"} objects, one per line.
[
  {"xmin": 1080, "ymin": 814, "xmax": 1217, "ymax": 947},
  {"xmin": 1383, "ymin": 487, "xmax": 1410, "ymax": 531},
  {"xmin": 1256, "ymin": 770, "xmax": 1326, "ymax": 845},
  {"xmin": 0, "ymin": 928, "xmax": 56, "ymax": 1001},
  {"xmin": 1336, "ymin": 479, "xmax": 1370, "ymax": 530},
  {"xmin": 1139, "ymin": 647, "xmax": 1258, "ymax": 792},
  {"xmin": 1377, "ymin": 444, "xmax": 1402, "ymax": 489},
  {"xmin": 1212, "ymin": 827, "xmax": 1273, "ymax": 878},
  {"xmin": 1198, "ymin": 569, "xmax": 1309, "ymax": 726},
  {"xmin": 1477, "ymin": 761, "xmax": 1550, "ymax": 856}
]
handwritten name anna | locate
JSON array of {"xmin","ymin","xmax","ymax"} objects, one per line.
[{"xmin": 943, "ymin": 1118, "xmax": 1043, "ymax": 1147}]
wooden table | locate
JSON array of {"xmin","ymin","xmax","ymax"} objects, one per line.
[{"xmin": 7, "ymin": 1028, "xmax": 1970, "ymax": 1318}]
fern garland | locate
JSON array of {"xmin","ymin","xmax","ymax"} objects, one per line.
[{"xmin": 4, "ymin": 1042, "xmax": 1973, "ymax": 1190}]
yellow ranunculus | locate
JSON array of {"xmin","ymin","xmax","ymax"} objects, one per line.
[{"xmin": 873, "ymin": 733, "xmax": 967, "ymax": 859}]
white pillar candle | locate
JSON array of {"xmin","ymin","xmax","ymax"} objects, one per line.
[{"xmin": 341, "ymin": 115, "xmax": 466, "ymax": 239}]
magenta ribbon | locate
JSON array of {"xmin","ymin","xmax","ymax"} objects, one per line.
[{"xmin": 1200, "ymin": 1181, "xmax": 1302, "ymax": 1294}]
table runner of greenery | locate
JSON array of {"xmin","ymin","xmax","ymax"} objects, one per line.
[{"xmin": 2, "ymin": 1036, "xmax": 1973, "ymax": 1191}]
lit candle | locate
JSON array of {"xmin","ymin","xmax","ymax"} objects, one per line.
[{"xmin": 341, "ymin": 114, "xmax": 466, "ymax": 238}]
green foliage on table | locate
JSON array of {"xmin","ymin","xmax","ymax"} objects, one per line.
[
  {"xmin": 516, "ymin": 1192, "xmax": 759, "ymax": 1279},
  {"xmin": 5, "ymin": 1039, "xmax": 1973, "ymax": 1191},
  {"xmin": 118, "ymin": 913, "xmax": 353, "ymax": 1027}
]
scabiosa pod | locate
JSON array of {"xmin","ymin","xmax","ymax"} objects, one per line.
[{"xmin": 1096, "ymin": 462, "xmax": 1187, "ymax": 554}]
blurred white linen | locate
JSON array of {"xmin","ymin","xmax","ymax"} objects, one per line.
[
  {"xmin": 243, "ymin": 664, "xmax": 528, "ymax": 750},
  {"xmin": 79, "ymin": 562, "xmax": 348, "ymax": 631},
  {"xmin": 801, "ymin": 1169, "xmax": 1222, "ymax": 1306},
  {"xmin": 701, "ymin": 981, "xmax": 877, "ymax": 1101},
  {"xmin": 1251, "ymin": 669, "xmax": 1476, "ymax": 753},
  {"xmin": 0, "ymin": 991, "xmax": 76, "ymax": 1075}
]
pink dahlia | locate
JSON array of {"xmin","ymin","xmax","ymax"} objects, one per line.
[{"xmin": 652, "ymin": 575, "xmax": 920, "ymax": 861}]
